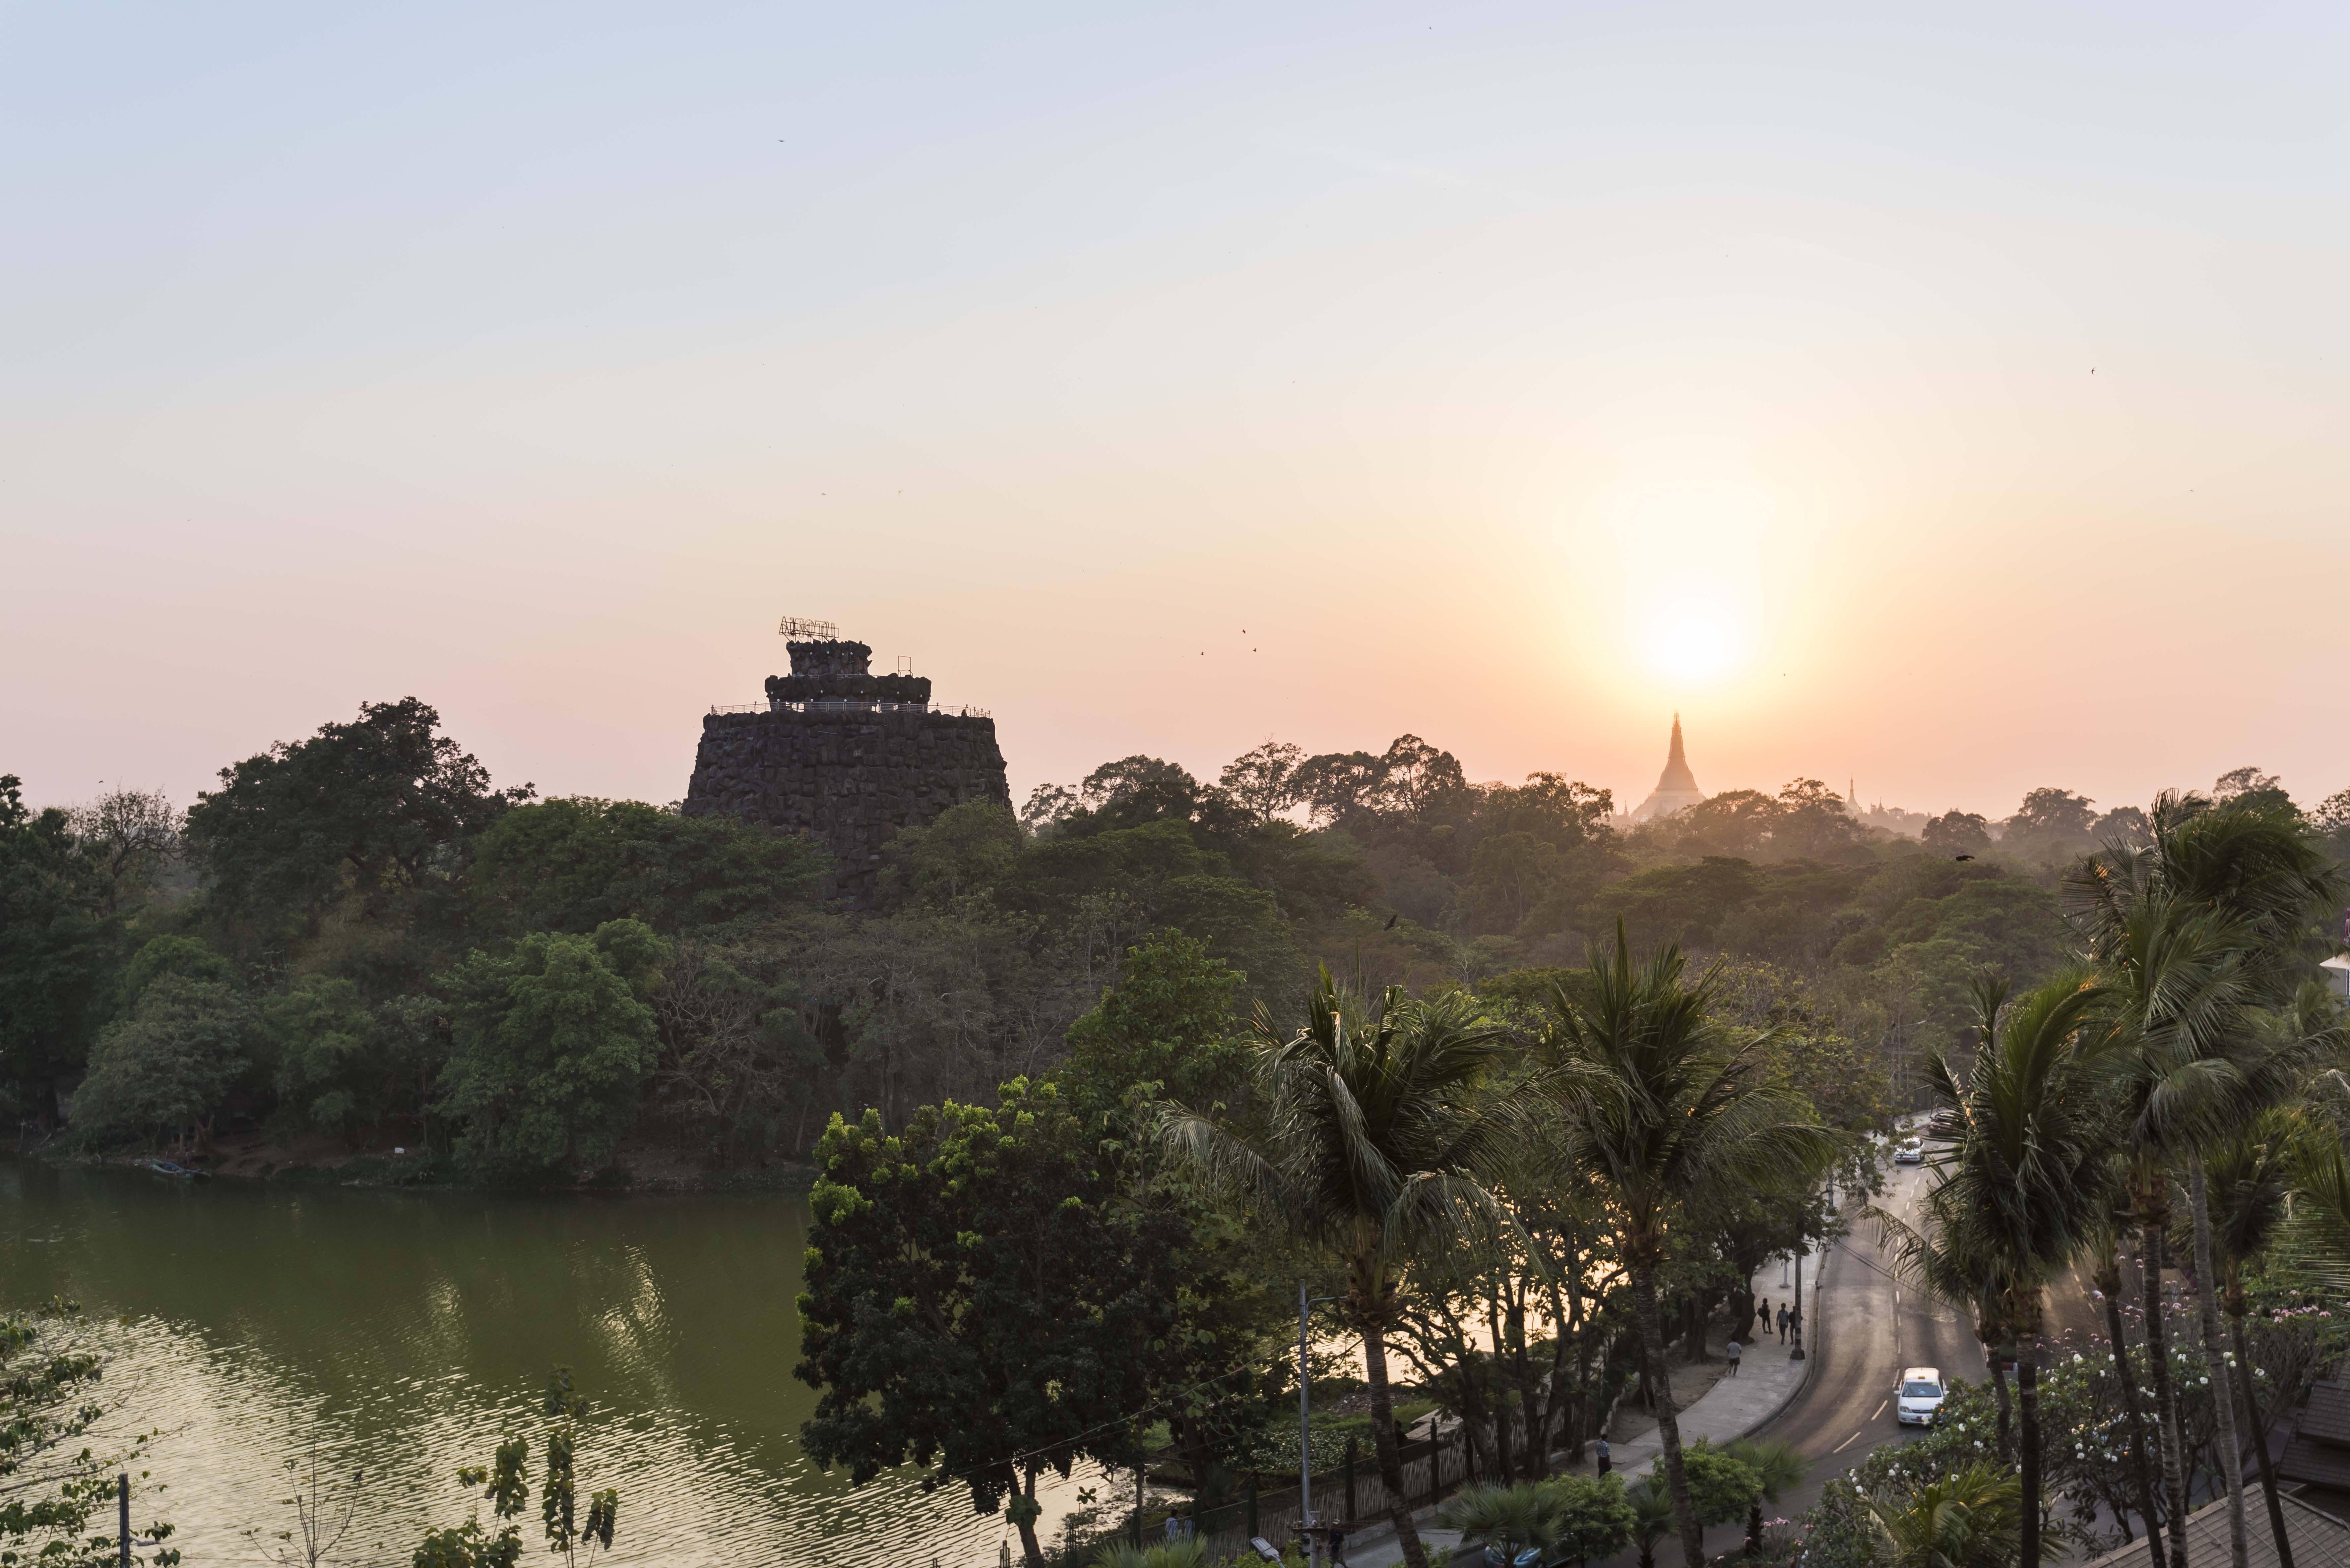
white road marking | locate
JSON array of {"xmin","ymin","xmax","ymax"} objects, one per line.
[
  {"xmin": 1833, "ymin": 1429, "xmax": 1864, "ymax": 1453},
  {"xmin": 1872, "ymin": 1400, "xmax": 1888, "ymax": 1420}
]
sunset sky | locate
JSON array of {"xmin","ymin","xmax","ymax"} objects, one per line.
[{"xmin": 7, "ymin": 4, "xmax": 2348, "ymax": 822}]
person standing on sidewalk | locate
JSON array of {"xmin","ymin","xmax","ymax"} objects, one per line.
[
  {"xmin": 1776, "ymin": 1304, "xmax": 1790, "ymax": 1344},
  {"xmin": 1756, "ymin": 1298, "xmax": 1770, "ymax": 1335},
  {"xmin": 1595, "ymin": 1436, "xmax": 1611, "ymax": 1477},
  {"xmin": 1726, "ymin": 1338, "xmax": 1742, "ymax": 1377}
]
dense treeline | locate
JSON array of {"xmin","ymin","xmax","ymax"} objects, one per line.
[
  {"xmin": 4, "ymin": 696, "xmax": 2345, "ymax": 1183},
  {"xmin": 799, "ymin": 927, "xmax": 1851, "ymax": 1568},
  {"xmin": 801, "ymin": 796, "xmax": 2350, "ymax": 1568}
]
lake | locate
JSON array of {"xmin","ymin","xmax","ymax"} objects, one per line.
[{"xmin": 0, "ymin": 1158, "xmax": 1106, "ymax": 1567}]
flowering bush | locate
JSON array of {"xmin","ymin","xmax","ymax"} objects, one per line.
[{"xmin": 1792, "ymin": 1268, "xmax": 2350, "ymax": 1561}]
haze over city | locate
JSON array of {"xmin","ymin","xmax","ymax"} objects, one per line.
[
  {"xmin": 21, "ymin": 11, "xmax": 2350, "ymax": 1568},
  {"xmin": 7, "ymin": 4, "xmax": 2349, "ymax": 819}
]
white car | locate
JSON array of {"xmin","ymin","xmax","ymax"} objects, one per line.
[
  {"xmin": 1894, "ymin": 1141, "xmax": 1925, "ymax": 1165},
  {"xmin": 1896, "ymin": 1367, "xmax": 1946, "ymax": 1425}
]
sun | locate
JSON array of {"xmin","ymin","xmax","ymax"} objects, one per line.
[
  {"xmin": 1626, "ymin": 575, "xmax": 1755, "ymax": 689},
  {"xmin": 1640, "ymin": 609, "xmax": 1743, "ymax": 686}
]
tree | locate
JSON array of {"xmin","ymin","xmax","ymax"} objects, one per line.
[
  {"xmin": 435, "ymin": 920, "xmax": 668, "ymax": 1178},
  {"xmin": 878, "ymin": 801, "xmax": 1022, "ymax": 909},
  {"xmin": 2211, "ymin": 768, "xmax": 2286, "ymax": 810},
  {"xmin": 2202, "ymin": 1118, "xmax": 2300, "ymax": 1568},
  {"xmin": 1774, "ymin": 779, "xmax": 1861, "ymax": 858},
  {"xmin": 2005, "ymin": 789, "xmax": 2097, "ymax": 854},
  {"xmin": 2083, "ymin": 1192, "xmax": 2170, "ymax": 1564},
  {"xmin": 1461, "ymin": 832, "xmax": 1575, "ymax": 935},
  {"xmin": 71, "ymin": 975, "xmax": 253, "ymax": 1150},
  {"xmin": 0, "ymin": 775, "xmax": 118, "ymax": 1129},
  {"xmin": 1624, "ymin": 1476, "xmax": 1675, "ymax": 1568},
  {"xmin": 1864, "ymin": 1461, "xmax": 2045, "ymax": 1568},
  {"xmin": 1159, "ymin": 973, "xmax": 1520, "ymax": 1568},
  {"xmin": 647, "ymin": 939, "xmax": 822, "ymax": 1166},
  {"xmin": 1019, "ymin": 783, "xmax": 1079, "ymax": 836},
  {"xmin": 1922, "ymin": 813, "xmax": 1993, "ymax": 856},
  {"xmin": 123, "ymin": 933, "xmax": 235, "ymax": 996},
  {"xmin": 1677, "ymin": 1439, "xmax": 1765, "ymax": 1530},
  {"xmin": 64, "ymin": 787, "xmax": 182, "ymax": 917},
  {"xmin": 1218, "ymin": 742, "xmax": 1305, "ymax": 826},
  {"xmin": 413, "ymin": 1368, "xmax": 618, "ymax": 1568},
  {"xmin": 1435, "ymin": 1477, "xmax": 1638, "ymax": 1568},
  {"xmin": 469, "ymin": 797, "xmax": 822, "ymax": 936},
  {"xmin": 1546, "ymin": 1474, "xmax": 1639, "ymax": 1567},
  {"xmin": 1538, "ymin": 927, "xmax": 1832, "ymax": 1568},
  {"xmin": 1887, "ymin": 971, "xmax": 2114, "ymax": 1568},
  {"xmin": 1060, "ymin": 930, "xmax": 1246, "ymax": 1111},
  {"xmin": 1290, "ymin": 750, "xmax": 1386, "ymax": 828},
  {"xmin": 1079, "ymin": 757, "xmax": 1212, "ymax": 829},
  {"xmin": 1656, "ymin": 791, "xmax": 1781, "ymax": 859},
  {"xmin": 1724, "ymin": 1438, "xmax": 1811, "ymax": 1556},
  {"xmin": 0, "ymin": 1299, "xmax": 178, "ymax": 1567},
  {"xmin": 1478, "ymin": 774, "xmax": 1614, "ymax": 848},
  {"xmin": 185, "ymin": 697, "xmax": 530, "ymax": 934},
  {"xmin": 2069, "ymin": 793, "xmax": 2343, "ymax": 1568},
  {"xmin": 264, "ymin": 973, "xmax": 445, "ymax": 1139},
  {"xmin": 2092, "ymin": 806, "xmax": 2153, "ymax": 851},
  {"xmin": 798, "ymin": 1084, "xmax": 1169, "ymax": 1568},
  {"xmin": 1437, "ymin": 1481, "xmax": 1572, "ymax": 1563}
]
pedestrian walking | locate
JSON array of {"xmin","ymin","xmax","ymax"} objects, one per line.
[
  {"xmin": 1726, "ymin": 1338, "xmax": 1742, "ymax": 1376},
  {"xmin": 1776, "ymin": 1305, "xmax": 1790, "ymax": 1343},
  {"xmin": 1756, "ymin": 1297, "xmax": 1770, "ymax": 1333},
  {"xmin": 1595, "ymin": 1436, "xmax": 1611, "ymax": 1477}
]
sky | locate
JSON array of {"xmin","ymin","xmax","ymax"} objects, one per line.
[{"xmin": 6, "ymin": 2, "xmax": 2348, "ymax": 822}]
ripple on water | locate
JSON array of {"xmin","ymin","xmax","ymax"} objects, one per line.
[{"xmin": 0, "ymin": 1161, "xmax": 1110, "ymax": 1566}]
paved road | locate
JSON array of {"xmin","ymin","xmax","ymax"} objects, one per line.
[
  {"xmin": 1543, "ymin": 1163, "xmax": 1986, "ymax": 1566},
  {"xmin": 1356, "ymin": 1159, "xmax": 2109, "ymax": 1567},
  {"xmin": 1762, "ymin": 1161, "xmax": 1987, "ymax": 1474}
]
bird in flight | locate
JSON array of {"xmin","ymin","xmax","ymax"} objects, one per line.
[{"xmin": 1954, "ymin": 854, "xmax": 1976, "ymax": 862}]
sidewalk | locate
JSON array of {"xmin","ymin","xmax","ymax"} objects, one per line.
[
  {"xmin": 1601, "ymin": 1282, "xmax": 1813, "ymax": 1481},
  {"xmin": 1338, "ymin": 1251, "xmax": 1819, "ymax": 1568}
]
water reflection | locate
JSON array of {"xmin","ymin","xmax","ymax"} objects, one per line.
[{"xmin": 0, "ymin": 1160, "xmax": 1104, "ymax": 1566}]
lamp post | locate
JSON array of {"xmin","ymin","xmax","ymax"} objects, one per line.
[
  {"xmin": 1300, "ymin": 1283, "xmax": 1336, "ymax": 1567},
  {"xmin": 1789, "ymin": 1249, "xmax": 1806, "ymax": 1362}
]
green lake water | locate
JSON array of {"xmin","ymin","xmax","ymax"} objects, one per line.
[{"xmin": 0, "ymin": 1158, "xmax": 1103, "ymax": 1567}]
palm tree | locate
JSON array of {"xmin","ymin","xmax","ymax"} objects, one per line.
[
  {"xmin": 2084, "ymin": 1189, "xmax": 2169, "ymax": 1568},
  {"xmin": 1885, "ymin": 971, "xmax": 2116, "ymax": 1568},
  {"xmin": 1722, "ymin": 1438, "xmax": 1808, "ymax": 1558},
  {"xmin": 1538, "ymin": 925, "xmax": 1833, "ymax": 1568},
  {"xmin": 2071, "ymin": 794, "xmax": 2342, "ymax": 1568},
  {"xmin": 2202, "ymin": 1117, "xmax": 2299, "ymax": 1568},
  {"xmin": 1864, "ymin": 1462, "xmax": 2050, "ymax": 1568},
  {"xmin": 1623, "ymin": 1474, "xmax": 1676, "ymax": 1568},
  {"xmin": 2076, "ymin": 890, "xmax": 2242, "ymax": 1568},
  {"xmin": 1436, "ymin": 1480, "xmax": 1566, "ymax": 1564},
  {"xmin": 1158, "ymin": 969, "xmax": 1520, "ymax": 1568}
]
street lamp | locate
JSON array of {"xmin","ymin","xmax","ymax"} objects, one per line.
[
  {"xmin": 1789, "ymin": 1248, "xmax": 1806, "ymax": 1362},
  {"xmin": 1299, "ymin": 1282, "xmax": 1338, "ymax": 1567}
]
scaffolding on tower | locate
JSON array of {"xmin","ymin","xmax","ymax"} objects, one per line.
[{"xmin": 778, "ymin": 615, "xmax": 838, "ymax": 639}]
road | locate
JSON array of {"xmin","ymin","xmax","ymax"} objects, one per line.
[
  {"xmin": 1575, "ymin": 1161, "xmax": 1989, "ymax": 1564},
  {"xmin": 1763, "ymin": 1160, "xmax": 1988, "ymax": 1472}
]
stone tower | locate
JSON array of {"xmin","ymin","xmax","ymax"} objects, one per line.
[
  {"xmin": 1629, "ymin": 713, "xmax": 1707, "ymax": 823},
  {"xmin": 681, "ymin": 630, "xmax": 1010, "ymax": 903}
]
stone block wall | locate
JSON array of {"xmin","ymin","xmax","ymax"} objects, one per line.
[{"xmin": 681, "ymin": 706, "xmax": 1010, "ymax": 904}]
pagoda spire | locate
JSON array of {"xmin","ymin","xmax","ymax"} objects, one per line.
[{"xmin": 1654, "ymin": 712, "xmax": 1699, "ymax": 794}]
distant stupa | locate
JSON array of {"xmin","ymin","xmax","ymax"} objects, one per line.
[{"xmin": 1630, "ymin": 714, "xmax": 1707, "ymax": 823}]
